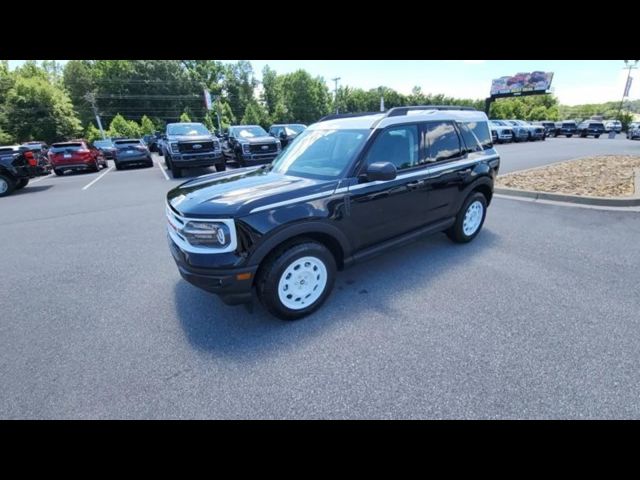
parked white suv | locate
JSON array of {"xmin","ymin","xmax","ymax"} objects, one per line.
[{"xmin": 604, "ymin": 120, "xmax": 622, "ymax": 133}]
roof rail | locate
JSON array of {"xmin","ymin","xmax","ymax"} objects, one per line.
[
  {"xmin": 386, "ymin": 105, "xmax": 477, "ymax": 117},
  {"xmin": 318, "ymin": 112, "xmax": 383, "ymax": 122}
]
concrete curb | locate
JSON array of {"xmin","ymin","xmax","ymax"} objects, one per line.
[{"xmin": 495, "ymin": 169, "xmax": 640, "ymax": 207}]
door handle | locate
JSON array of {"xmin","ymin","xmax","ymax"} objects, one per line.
[
  {"xmin": 407, "ymin": 179, "xmax": 425, "ymax": 189},
  {"xmin": 457, "ymin": 169, "xmax": 472, "ymax": 176}
]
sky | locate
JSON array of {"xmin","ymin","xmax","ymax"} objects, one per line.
[{"xmin": 6, "ymin": 60, "xmax": 639, "ymax": 106}]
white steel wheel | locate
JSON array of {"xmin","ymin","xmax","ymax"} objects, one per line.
[
  {"xmin": 462, "ymin": 200, "xmax": 484, "ymax": 236},
  {"xmin": 0, "ymin": 177, "xmax": 8, "ymax": 194},
  {"xmin": 277, "ymin": 256, "xmax": 328, "ymax": 310}
]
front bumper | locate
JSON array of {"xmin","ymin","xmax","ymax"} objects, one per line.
[
  {"xmin": 239, "ymin": 152, "xmax": 279, "ymax": 163},
  {"xmin": 168, "ymin": 234, "xmax": 256, "ymax": 305},
  {"xmin": 170, "ymin": 151, "xmax": 224, "ymax": 167}
]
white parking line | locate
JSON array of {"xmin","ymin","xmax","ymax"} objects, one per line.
[
  {"xmin": 82, "ymin": 167, "xmax": 113, "ymax": 190},
  {"xmin": 156, "ymin": 159, "xmax": 170, "ymax": 180}
]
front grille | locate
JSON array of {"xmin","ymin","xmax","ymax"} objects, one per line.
[
  {"xmin": 179, "ymin": 141, "xmax": 214, "ymax": 153},
  {"xmin": 249, "ymin": 143, "xmax": 277, "ymax": 154}
]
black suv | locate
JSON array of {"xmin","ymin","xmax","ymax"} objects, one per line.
[
  {"xmin": 554, "ymin": 121, "xmax": 578, "ymax": 137},
  {"xmin": 0, "ymin": 145, "xmax": 40, "ymax": 197},
  {"xmin": 268, "ymin": 124, "xmax": 307, "ymax": 148},
  {"xmin": 222, "ymin": 125, "xmax": 281, "ymax": 167},
  {"xmin": 577, "ymin": 121, "xmax": 605, "ymax": 138},
  {"xmin": 167, "ymin": 106, "xmax": 500, "ymax": 320},
  {"xmin": 158, "ymin": 122, "xmax": 224, "ymax": 178}
]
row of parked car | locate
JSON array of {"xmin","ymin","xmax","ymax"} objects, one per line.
[{"xmin": 487, "ymin": 119, "xmax": 630, "ymax": 143}]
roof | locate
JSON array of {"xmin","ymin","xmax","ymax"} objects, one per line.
[{"xmin": 309, "ymin": 106, "xmax": 488, "ymax": 131}]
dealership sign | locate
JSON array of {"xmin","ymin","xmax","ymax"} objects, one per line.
[{"xmin": 490, "ymin": 72, "xmax": 554, "ymax": 96}]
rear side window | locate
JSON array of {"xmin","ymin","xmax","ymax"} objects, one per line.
[
  {"xmin": 459, "ymin": 121, "xmax": 492, "ymax": 152},
  {"xmin": 364, "ymin": 125, "xmax": 419, "ymax": 171},
  {"xmin": 50, "ymin": 143, "xmax": 84, "ymax": 152},
  {"xmin": 425, "ymin": 122, "xmax": 462, "ymax": 162}
]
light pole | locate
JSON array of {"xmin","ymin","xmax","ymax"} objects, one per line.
[
  {"xmin": 617, "ymin": 60, "xmax": 638, "ymax": 124},
  {"xmin": 331, "ymin": 77, "xmax": 341, "ymax": 114}
]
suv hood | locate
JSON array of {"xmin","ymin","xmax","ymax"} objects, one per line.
[
  {"xmin": 166, "ymin": 135, "xmax": 213, "ymax": 142},
  {"xmin": 167, "ymin": 166, "xmax": 337, "ymax": 217},
  {"xmin": 239, "ymin": 136, "xmax": 277, "ymax": 144}
]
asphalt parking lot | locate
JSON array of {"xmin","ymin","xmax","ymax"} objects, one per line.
[{"xmin": 1, "ymin": 137, "xmax": 640, "ymax": 419}]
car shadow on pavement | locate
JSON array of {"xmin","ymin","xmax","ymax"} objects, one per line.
[
  {"xmin": 12, "ymin": 185, "xmax": 54, "ymax": 196},
  {"xmin": 174, "ymin": 228, "xmax": 499, "ymax": 360}
]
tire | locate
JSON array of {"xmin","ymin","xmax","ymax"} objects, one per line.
[
  {"xmin": 594, "ymin": 134, "xmax": 600, "ymax": 139},
  {"xmin": 567, "ymin": 134, "xmax": 573, "ymax": 138},
  {"xmin": 215, "ymin": 163, "xmax": 226, "ymax": 172},
  {"xmin": 115, "ymin": 163, "xmax": 122, "ymax": 170},
  {"xmin": 157, "ymin": 148, "xmax": 164, "ymax": 157},
  {"xmin": 236, "ymin": 150, "xmax": 246, "ymax": 167},
  {"xmin": 256, "ymin": 240, "xmax": 337, "ymax": 321},
  {"xmin": 92, "ymin": 161, "xmax": 100, "ymax": 172},
  {"xmin": 146, "ymin": 161, "xmax": 154, "ymax": 168},
  {"xmin": 446, "ymin": 192, "xmax": 488, "ymax": 244},
  {"xmin": 54, "ymin": 169, "xmax": 64, "ymax": 176},
  {"xmin": 15, "ymin": 178, "xmax": 29, "ymax": 190},
  {"xmin": 0, "ymin": 174, "xmax": 15, "ymax": 197},
  {"xmin": 171, "ymin": 163, "xmax": 182, "ymax": 178}
]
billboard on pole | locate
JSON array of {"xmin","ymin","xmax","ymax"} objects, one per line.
[{"xmin": 490, "ymin": 71, "xmax": 554, "ymax": 96}]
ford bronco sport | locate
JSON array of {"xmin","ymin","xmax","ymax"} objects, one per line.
[{"xmin": 167, "ymin": 106, "xmax": 500, "ymax": 320}]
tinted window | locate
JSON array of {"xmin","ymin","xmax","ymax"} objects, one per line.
[
  {"xmin": 231, "ymin": 126, "xmax": 268, "ymax": 138},
  {"xmin": 425, "ymin": 122, "xmax": 462, "ymax": 162},
  {"xmin": 364, "ymin": 125, "xmax": 419, "ymax": 171},
  {"xmin": 167, "ymin": 123, "xmax": 209, "ymax": 136},
  {"xmin": 461, "ymin": 121, "xmax": 492, "ymax": 151},
  {"xmin": 51, "ymin": 143, "xmax": 84, "ymax": 152}
]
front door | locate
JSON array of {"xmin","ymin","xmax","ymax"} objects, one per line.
[{"xmin": 345, "ymin": 124, "xmax": 431, "ymax": 251}]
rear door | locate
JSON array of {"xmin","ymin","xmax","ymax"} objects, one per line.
[{"xmin": 420, "ymin": 121, "xmax": 469, "ymax": 224}]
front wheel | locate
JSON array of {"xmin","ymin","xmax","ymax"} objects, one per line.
[
  {"xmin": 257, "ymin": 241, "xmax": 336, "ymax": 321},
  {"xmin": 215, "ymin": 163, "xmax": 226, "ymax": 172},
  {"xmin": 171, "ymin": 163, "xmax": 182, "ymax": 178},
  {"xmin": 446, "ymin": 192, "xmax": 488, "ymax": 244},
  {"xmin": 594, "ymin": 134, "xmax": 600, "ymax": 138}
]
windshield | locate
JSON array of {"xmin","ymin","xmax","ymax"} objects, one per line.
[
  {"xmin": 94, "ymin": 140, "xmax": 114, "ymax": 148},
  {"xmin": 232, "ymin": 126, "xmax": 268, "ymax": 138},
  {"xmin": 490, "ymin": 121, "xmax": 506, "ymax": 127},
  {"xmin": 285, "ymin": 125, "xmax": 306, "ymax": 135},
  {"xmin": 114, "ymin": 140, "xmax": 142, "ymax": 147},
  {"xmin": 270, "ymin": 128, "xmax": 369, "ymax": 180},
  {"xmin": 167, "ymin": 123, "xmax": 209, "ymax": 136}
]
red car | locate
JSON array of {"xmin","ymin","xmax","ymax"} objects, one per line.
[{"xmin": 49, "ymin": 140, "xmax": 108, "ymax": 176}]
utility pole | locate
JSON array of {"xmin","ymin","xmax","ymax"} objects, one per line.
[
  {"xmin": 617, "ymin": 60, "xmax": 638, "ymax": 123},
  {"xmin": 84, "ymin": 92, "xmax": 106, "ymax": 139},
  {"xmin": 331, "ymin": 77, "xmax": 341, "ymax": 114},
  {"xmin": 215, "ymin": 95, "xmax": 223, "ymax": 134}
]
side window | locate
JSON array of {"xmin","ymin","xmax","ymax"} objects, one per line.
[
  {"xmin": 364, "ymin": 125, "xmax": 419, "ymax": 171},
  {"xmin": 460, "ymin": 121, "xmax": 492, "ymax": 152},
  {"xmin": 425, "ymin": 121, "xmax": 462, "ymax": 162}
]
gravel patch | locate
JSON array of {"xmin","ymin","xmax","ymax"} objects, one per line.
[{"xmin": 497, "ymin": 155, "xmax": 640, "ymax": 197}]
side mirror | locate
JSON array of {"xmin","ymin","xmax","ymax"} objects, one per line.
[
  {"xmin": 279, "ymin": 131, "xmax": 287, "ymax": 140},
  {"xmin": 366, "ymin": 162, "xmax": 397, "ymax": 182}
]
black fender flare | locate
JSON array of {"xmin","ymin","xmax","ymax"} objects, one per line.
[
  {"xmin": 454, "ymin": 173, "xmax": 494, "ymax": 212},
  {"xmin": 247, "ymin": 220, "xmax": 352, "ymax": 268}
]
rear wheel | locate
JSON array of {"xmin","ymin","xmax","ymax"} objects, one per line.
[
  {"xmin": 215, "ymin": 163, "xmax": 226, "ymax": 172},
  {"xmin": 446, "ymin": 192, "xmax": 487, "ymax": 244},
  {"xmin": 92, "ymin": 160, "xmax": 100, "ymax": 172},
  {"xmin": 567, "ymin": 134, "xmax": 573, "ymax": 138},
  {"xmin": 0, "ymin": 174, "xmax": 15, "ymax": 197},
  {"xmin": 594, "ymin": 134, "xmax": 600, "ymax": 138},
  {"xmin": 54, "ymin": 169, "xmax": 64, "ymax": 176},
  {"xmin": 15, "ymin": 178, "xmax": 29, "ymax": 190},
  {"xmin": 257, "ymin": 240, "xmax": 336, "ymax": 321}
]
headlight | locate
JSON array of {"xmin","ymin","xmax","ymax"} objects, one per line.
[
  {"xmin": 170, "ymin": 142, "xmax": 180, "ymax": 154},
  {"xmin": 182, "ymin": 221, "xmax": 230, "ymax": 248},
  {"xmin": 242, "ymin": 143, "xmax": 250, "ymax": 154},
  {"xmin": 275, "ymin": 140, "xmax": 281, "ymax": 151}
]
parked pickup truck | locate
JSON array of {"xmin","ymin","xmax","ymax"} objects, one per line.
[
  {"xmin": 157, "ymin": 122, "xmax": 224, "ymax": 178},
  {"xmin": 0, "ymin": 145, "xmax": 40, "ymax": 197}
]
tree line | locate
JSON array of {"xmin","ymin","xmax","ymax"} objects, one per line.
[{"xmin": 1, "ymin": 60, "xmax": 634, "ymax": 145}]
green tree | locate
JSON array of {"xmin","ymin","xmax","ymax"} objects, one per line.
[
  {"xmin": 241, "ymin": 101, "xmax": 270, "ymax": 128},
  {"xmin": 85, "ymin": 123, "xmax": 103, "ymax": 142},
  {"xmin": 279, "ymin": 70, "xmax": 331, "ymax": 123},
  {"xmin": 179, "ymin": 111, "xmax": 192, "ymax": 122},
  {"xmin": 223, "ymin": 61, "xmax": 257, "ymax": 121},
  {"xmin": 140, "ymin": 115, "xmax": 155, "ymax": 134},
  {"xmin": 107, "ymin": 114, "xmax": 142, "ymax": 138},
  {"xmin": 0, "ymin": 127, "xmax": 13, "ymax": 144},
  {"xmin": 2, "ymin": 76, "xmax": 82, "ymax": 143}
]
